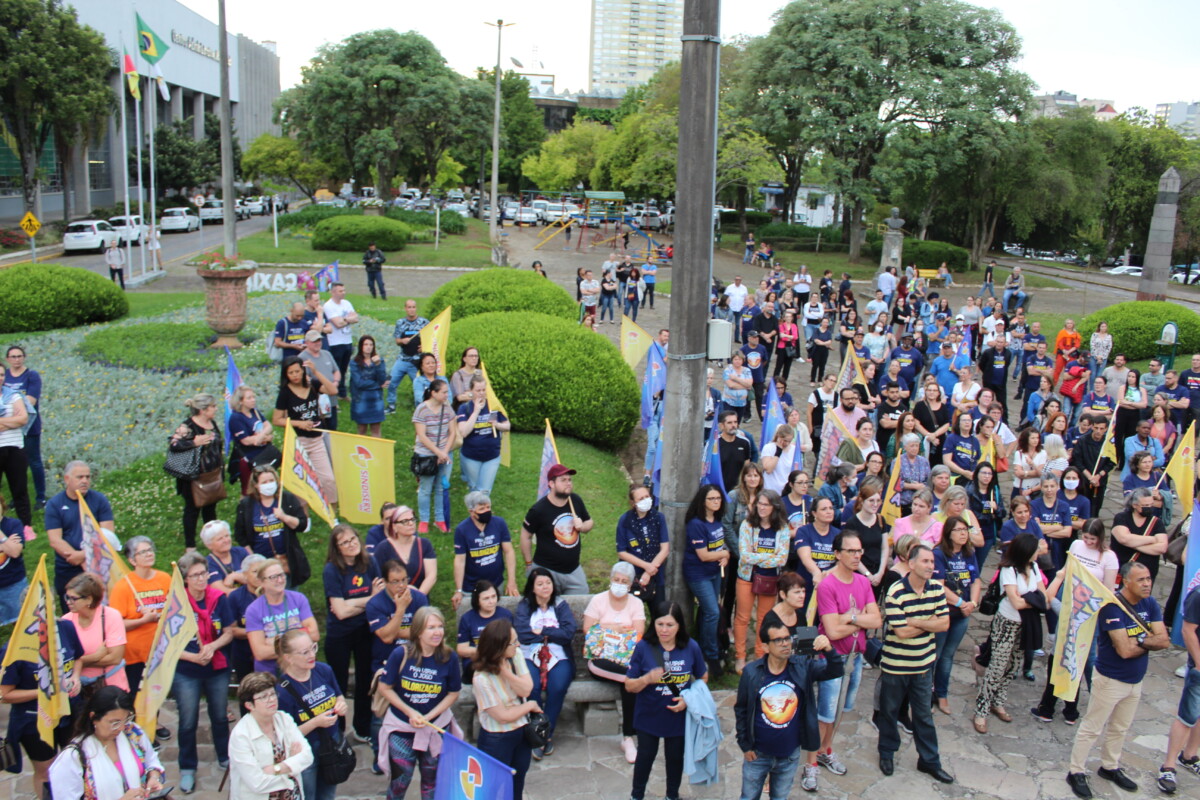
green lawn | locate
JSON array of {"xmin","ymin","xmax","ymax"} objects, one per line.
[{"xmin": 234, "ymin": 218, "xmax": 494, "ymax": 269}]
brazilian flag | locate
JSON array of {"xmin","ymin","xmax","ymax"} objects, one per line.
[{"xmin": 136, "ymin": 13, "xmax": 169, "ymax": 65}]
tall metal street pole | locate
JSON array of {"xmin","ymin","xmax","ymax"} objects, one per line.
[
  {"xmin": 485, "ymin": 20, "xmax": 514, "ymax": 245},
  {"xmin": 661, "ymin": 0, "xmax": 721, "ymax": 604},
  {"xmin": 218, "ymin": 0, "xmax": 238, "ymax": 256}
]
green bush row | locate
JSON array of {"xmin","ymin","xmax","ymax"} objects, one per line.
[
  {"xmin": 1079, "ymin": 302, "xmax": 1200, "ymax": 362},
  {"xmin": 311, "ymin": 216, "xmax": 411, "ymax": 251},
  {"xmin": 719, "ymin": 210, "xmax": 774, "ymax": 228},
  {"xmin": 426, "ymin": 268, "xmax": 578, "ymax": 323},
  {"xmin": 78, "ymin": 321, "xmax": 274, "ymax": 373},
  {"xmin": 449, "ymin": 312, "xmax": 639, "ymax": 449},
  {"xmin": 0, "ymin": 264, "xmax": 129, "ymax": 334},
  {"xmin": 386, "ymin": 208, "xmax": 466, "ymax": 235}
]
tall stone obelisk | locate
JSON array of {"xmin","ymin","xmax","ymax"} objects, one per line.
[{"xmin": 1137, "ymin": 167, "xmax": 1181, "ymax": 301}]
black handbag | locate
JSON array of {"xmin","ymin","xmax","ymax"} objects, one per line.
[
  {"xmin": 523, "ymin": 706, "xmax": 551, "ymax": 748},
  {"xmin": 409, "ymin": 452, "xmax": 439, "ymax": 477},
  {"xmin": 285, "ymin": 529, "xmax": 312, "ymax": 586},
  {"xmin": 279, "ymin": 679, "xmax": 356, "ymax": 785},
  {"xmin": 164, "ymin": 444, "xmax": 203, "ymax": 480},
  {"xmin": 978, "ymin": 575, "xmax": 1002, "ymax": 616}
]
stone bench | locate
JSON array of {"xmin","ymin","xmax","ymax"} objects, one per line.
[{"xmin": 452, "ymin": 593, "xmax": 624, "ymax": 738}]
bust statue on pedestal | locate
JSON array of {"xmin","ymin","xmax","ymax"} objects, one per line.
[{"xmin": 880, "ymin": 207, "xmax": 905, "ymax": 272}]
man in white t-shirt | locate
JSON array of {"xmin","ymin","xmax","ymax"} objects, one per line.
[
  {"xmin": 322, "ymin": 282, "xmax": 359, "ymax": 400},
  {"xmin": 724, "ymin": 275, "xmax": 749, "ymax": 313}
]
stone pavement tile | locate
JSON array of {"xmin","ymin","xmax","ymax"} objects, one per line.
[{"xmin": 952, "ymin": 761, "xmax": 1040, "ymax": 800}]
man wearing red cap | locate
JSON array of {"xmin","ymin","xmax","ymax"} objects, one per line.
[{"xmin": 520, "ymin": 464, "xmax": 594, "ymax": 594}]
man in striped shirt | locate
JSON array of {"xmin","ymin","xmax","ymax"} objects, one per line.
[{"xmin": 877, "ymin": 544, "xmax": 954, "ymax": 784}]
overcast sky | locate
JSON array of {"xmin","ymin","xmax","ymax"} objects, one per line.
[{"xmin": 180, "ymin": 0, "xmax": 1197, "ymax": 111}]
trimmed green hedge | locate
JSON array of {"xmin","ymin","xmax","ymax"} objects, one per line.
[
  {"xmin": 277, "ymin": 205, "xmax": 356, "ymax": 231},
  {"xmin": 79, "ymin": 321, "xmax": 274, "ymax": 373},
  {"xmin": 0, "ymin": 264, "xmax": 129, "ymax": 333},
  {"xmin": 387, "ymin": 208, "xmax": 465, "ymax": 235},
  {"xmin": 426, "ymin": 268, "xmax": 577, "ymax": 322},
  {"xmin": 861, "ymin": 237, "xmax": 971, "ymax": 271},
  {"xmin": 720, "ymin": 210, "xmax": 773, "ymax": 229},
  {"xmin": 449, "ymin": 312, "xmax": 639, "ymax": 448},
  {"xmin": 1080, "ymin": 302, "xmax": 1200, "ymax": 361},
  {"xmin": 311, "ymin": 216, "xmax": 411, "ymax": 251}
]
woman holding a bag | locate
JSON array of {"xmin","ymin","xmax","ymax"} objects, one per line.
[
  {"xmin": 228, "ymin": 385, "xmax": 276, "ymax": 495},
  {"xmin": 275, "ymin": 629, "xmax": 349, "ymax": 800},
  {"xmin": 234, "ymin": 466, "xmax": 308, "ymax": 584},
  {"xmin": 472, "ymin": 617, "xmax": 541, "ymax": 800},
  {"xmin": 169, "ymin": 393, "xmax": 225, "ymax": 551},
  {"xmin": 515, "ymin": 568, "xmax": 575, "ymax": 760},
  {"xmin": 411, "ymin": 379, "xmax": 458, "ymax": 533},
  {"xmin": 583, "ymin": 562, "xmax": 647, "ymax": 764},
  {"xmin": 733, "ymin": 490, "xmax": 791, "ymax": 673}
]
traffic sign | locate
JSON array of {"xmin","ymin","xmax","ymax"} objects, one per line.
[
  {"xmin": 193, "ymin": 194, "xmax": 206, "ymax": 207},
  {"xmin": 19, "ymin": 212, "xmax": 40, "ymax": 237}
]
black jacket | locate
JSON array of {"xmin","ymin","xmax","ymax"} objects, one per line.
[
  {"xmin": 233, "ymin": 491, "xmax": 308, "ymax": 552},
  {"xmin": 363, "ymin": 248, "xmax": 386, "ymax": 271},
  {"xmin": 734, "ymin": 650, "xmax": 844, "ymax": 755}
]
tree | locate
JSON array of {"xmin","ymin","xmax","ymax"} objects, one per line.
[
  {"xmin": 242, "ymin": 133, "xmax": 333, "ymax": 201},
  {"xmin": 0, "ymin": 0, "xmax": 111, "ymax": 214},
  {"xmin": 521, "ymin": 119, "xmax": 613, "ymax": 191},
  {"xmin": 745, "ymin": 0, "xmax": 1032, "ymax": 258},
  {"xmin": 143, "ymin": 121, "xmax": 205, "ymax": 197},
  {"xmin": 198, "ymin": 112, "xmax": 241, "ymax": 186},
  {"xmin": 471, "ymin": 70, "xmax": 546, "ymax": 192}
]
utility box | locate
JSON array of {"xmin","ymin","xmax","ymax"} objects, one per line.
[{"xmin": 707, "ymin": 319, "xmax": 733, "ymax": 360}]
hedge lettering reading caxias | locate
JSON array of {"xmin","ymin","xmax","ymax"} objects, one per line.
[
  {"xmin": 427, "ymin": 268, "xmax": 577, "ymax": 322},
  {"xmin": 0, "ymin": 263, "xmax": 129, "ymax": 333},
  {"xmin": 311, "ymin": 216, "xmax": 411, "ymax": 251},
  {"xmin": 1079, "ymin": 302, "xmax": 1200, "ymax": 362},
  {"xmin": 449, "ymin": 312, "xmax": 639, "ymax": 449}
]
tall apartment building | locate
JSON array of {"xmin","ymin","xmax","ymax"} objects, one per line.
[
  {"xmin": 1155, "ymin": 102, "xmax": 1200, "ymax": 139},
  {"xmin": 589, "ymin": 0, "xmax": 684, "ymax": 96}
]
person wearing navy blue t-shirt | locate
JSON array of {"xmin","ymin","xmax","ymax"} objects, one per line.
[
  {"xmin": 0, "ymin": 506, "xmax": 27, "ymax": 625},
  {"xmin": 1156, "ymin": 371, "xmax": 1191, "ymax": 429},
  {"xmin": 364, "ymin": 503, "xmax": 398, "ymax": 560},
  {"xmin": 1066, "ymin": 561, "xmax": 1168, "ymax": 796},
  {"xmin": 275, "ymin": 629, "xmax": 349, "ymax": 800},
  {"xmin": 1030, "ymin": 479, "xmax": 1072, "ymax": 575},
  {"xmin": 322, "ymin": 524, "xmax": 383, "ymax": 741},
  {"xmin": 683, "ymin": 485, "xmax": 729, "ymax": 670},
  {"xmin": 454, "ymin": 580, "xmax": 514, "ymax": 680},
  {"xmin": 452, "ymin": 493, "xmax": 518, "ymax": 605},
  {"xmin": 889, "ymin": 342, "xmax": 925, "ymax": 387},
  {"xmin": 997, "ymin": 497, "xmax": 1045, "ymax": 559},
  {"xmin": 366, "ymin": 563, "xmax": 429, "ymax": 674},
  {"xmin": 742, "ymin": 332, "xmax": 770, "ymax": 422},
  {"xmin": 616, "ymin": 485, "xmax": 671, "ymax": 605},
  {"xmin": 45, "ymin": 461, "xmax": 114, "ymax": 601}
]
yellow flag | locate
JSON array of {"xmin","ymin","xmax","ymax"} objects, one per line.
[
  {"xmin": 881, "ymin": 455, "xmax": 904, "ymax": 526},
  {"xmin": 424, "ymin": 306, "xmax": 453, "ymax": 378},
  {"xmin": 0, "ymin": 556, "xmax": 69, "ymax": 745},
  {"xmin": 1165, "ymin": 421, "xmax": 1196, "ymax": 512},
  {"xmin": 324, "ymin": 430, "xmax": 396, "ymax": 524},
  {"xmin": 479, "ymin": 359, "xmax": 511, "ymax": 467},
  {"xmin": 1099, "ymin": 427, "xmax": 1118, "ymax": 466},
  {"xmin": 1051, "ymin": 554, "xmax": 1138, "ymax": 701},
  {"xmin": 620, "ymin": 315, "xmax": 653, "ymax": 371},
  {"xmin": 81, "ymin": 498, "xmax": 129, "ymax": 593},
  {"xmin": 281, "ymin": 424, "xmax": 336, "ymax": 525},
  {"xmin": 135, "ymin": 564, "xmax": 198, "ymax": 740}
]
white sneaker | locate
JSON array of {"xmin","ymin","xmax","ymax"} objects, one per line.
[
  {"xmin": 621, "ymin": 737, "xmax": 637, "ymax": 764},
  {"xmin": 1177, "ymin": 664, "xmax": 1190, "ymax": 679},
  {"xmin": 801, "ymin": 764, "xmax": 819, "ymax": 792}
]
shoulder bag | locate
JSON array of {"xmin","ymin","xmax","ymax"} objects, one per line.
[
  {"xmin": 1166, "ymin": 519, "xmax": 1189, "ymax": 566},
  {"xmin": 278, "ymin": 678, "xmax": 356, "ymax": 785},
  {"xmin": 267, "ymin": 321, "xmax": 286, "ymax": 362},
  {"xmin": 164, "ymin": 439, "xmax": 203, "ymax": 480},
  {"xmin": 978, "ymin": 573, "xmax": 1002, "ymax": 616}
]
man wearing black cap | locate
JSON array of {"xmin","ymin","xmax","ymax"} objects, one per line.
[
  {"xmin": 889, "ymin": 333, "xmax": 924, "ymax": 389},
  {"xmin": 520, "ymin": 464, "xmax": 594, "ymax": 594}
]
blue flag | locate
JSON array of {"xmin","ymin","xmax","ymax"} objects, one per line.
[
  {"xmin": 223, "ymin": 347, "xmax": 242, "ymax": 455},
  {"xmin": 700, "ymin": 404, "xmax": 729, "ymax": 500},
  {"xmin": 640, "ymin": 342, "xmax": 667, "ymax": 429},
  {"xmin": 760, "ymin": 379, "xmax": 785, "ymax": 450},
  {"xmin": 1172, "ymin": 501, "xmax": 1200, "ymax": 647},
  {"xmin": 314, "ymin": 260, "xmax": 340, "ymax": 291},
  {"xmin": 955, "ymin": 327, "xmax": 972, "ymax": 363},
  {"xmin": 433, "ymin": 732, "xmax": 514, "ymax": 800},
  {"xmin": 651, "ymin": 421, "xmax": 665, "ymax": 501}
]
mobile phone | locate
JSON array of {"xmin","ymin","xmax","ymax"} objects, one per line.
[{"xmin": 146, "ymin": 785, "xmax": 174, "ymax": 800}]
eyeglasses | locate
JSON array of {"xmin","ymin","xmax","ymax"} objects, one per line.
[
  {"xmin": 839, "ymin": 548, "xmax": 865, "ymax": 555},
  {"xmin": 186, "ymin": 571, "xmax": 209, "ymax": 581},
  {"xmin": 290, "ymin": 644, "xmax": 319, "ymax": 657},
  {"xmin": 336, "ymin": 538, "xmax": 358, "ymax": 548},
  {"xmin": 394, "ymin": 517, "xmax": 416, "ymax": 525},
  {"xmin": 705, "ymin": 495, "xmax": 723, "ymax": 502},
  {"xmin": 103, "ymin": 715, "xmax": 134, "ymax": 731},
  {"xmin": 253, "ymin": 691, "xmax": 277, "ymax": 704},
  {"xmin": 264, "ymin": 573, "xmax": 287, "ymax": 582},
  {"xmin": 253, "ymin": 466, "xmax": 276, "ymax": 474},
  {"xmin": 64, "ymin": 594, "xmax": 84, "ymax": 605},
  {"xmin": 132, "ymin": 549, "xmax": 155, "ymax": 558}
]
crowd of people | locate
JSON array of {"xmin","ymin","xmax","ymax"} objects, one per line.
[{"xmin": 2, "ymin": 266, "xmax": 1200, "ymax": 800}]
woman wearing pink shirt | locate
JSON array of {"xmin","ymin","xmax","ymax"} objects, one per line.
[{"xmin": 890, "ymin": 489, "xmax": 942, "ymax": 549}]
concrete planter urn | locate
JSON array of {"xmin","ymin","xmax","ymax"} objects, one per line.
[
  {"xmin": 363, "ymin": 205, "xmax": 384, "ymax": 216},
  {"xmin": 196, "ymin": 263, "xmax": 257, "ymax": 348}
]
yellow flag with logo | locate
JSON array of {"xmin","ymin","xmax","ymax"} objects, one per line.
[
  {"xmin": 325, "ymin": 429, "xmax": 396, "ymax": 524},
  {"xmin": 1051, "ymin": 554, "xmax": 1134, "ymax": 701},
  {"xmin": 281, "ymin": 424, "xmax": 336, "ymax": 525},
  {"xmin": 81, "ymin": 497, "xmax": 131, "ymax": 593},
  {"xmin": 135, "ymin": 564, "xmax": 198, "ymax": 740},
  {"xmin": 479, "ymin": 359, "xmax": 511, "ymax": 467},
  {"xmin": 424, "ymin": 306, "xmax": 453, "ymax": 378},
  {"xmin": 0, "ymin": 556, "xmax": 69, "ymax": 746},
  {"xmin": 881, "ymin": 455, "xmax": 904, "ymax": 526},
  {"xmin": 620, "ymin": 315, "xmax": 653, "ymax": 371},
  {"xmin": 1164, "ymin": 421, "xmax": 1196, "ymax": 512}
]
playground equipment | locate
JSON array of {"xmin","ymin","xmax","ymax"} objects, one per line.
[{"xmin": 531, "ymin": 190, "xmax": 672, "ymax": 263}]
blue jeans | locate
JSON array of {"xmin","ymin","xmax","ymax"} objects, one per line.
[
  {"xmin": 0, "ymin": 577, "xmax": 28, "ymax": 626},
  {"xmin": 933, "ymin": 615, "xmax": 970, "ymax": 699},
  {"xmin": 172, "ymin": 668, "xmax": 230, "ymax": 770},
  {"xmin": 644, "ymin": 418, "xmax": 661, "ymax": 473},
  {"xmin": 687, "ymin": 574, "xmax": 722, "ymax": 660},
  {"xmin": 599, "ymin": 293, "xmax": 616, "ymax": 321},
  {"xmin": 977, "ymin": 281, "xmax": 996, "ymax": 299},
  {"xmin": 477, "ymin": 727, "xmax": 533, "ymax": 799},
  {"xmin": 624, "ymin": 296, "xmax": 639, "ymax": 322},
  {"xmin": 417, "ymin": 459, "xmax": 452, "ymax": 523},
  {"xmin": 525, "ymin": 658, "xmax": 572, "ymax": 739},
  {"xmin": 387, "ymin": 358, "xmax": 418, "ymax": 407},
  {"xmin": 301, "ymin": 757, "xmax": 338, "ymax": 800},
  {"xmin": 366, "ymin": 270, "xmax": 386, "ymax": 299},
  {"xmin": 1003, "ymin": 289, "xmax": 1026, "ymax": 311},
  {"xmin": 26, "ymin": 433, "xmax": 45, "ymax": 503},
  {"xmin": 740, "ymin": 747, "xmax": 802, "ymax": 800},
  {"xmin": 460, "ymin": 455, "xmax": 500, "ymax": 496}
]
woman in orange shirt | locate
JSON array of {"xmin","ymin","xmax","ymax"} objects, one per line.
[{"xmin": 1053, "ymin": 319, "xmax": 1082, "ymax": 383}]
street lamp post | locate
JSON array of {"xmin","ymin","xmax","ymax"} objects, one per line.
[{"xmin": 485, "ymin": 19, "xmax": 515, "ymax": 246}]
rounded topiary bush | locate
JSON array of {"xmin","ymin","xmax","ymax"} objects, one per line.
[
  {"xmin": 427, "ymin": 268, "xmax": 577, "ymax": 322},
  {"xmin": 311, "ymin": 216, "xmax": 411, "ymax": 251},
  {"xmin": 449, "ymin": 312, "xmax": 639, "ymax": 448},
  {"xmin": 1079, "ymin": 302, "xmax": 1200, "ymax": 361},
  {"xmin": 0, "ymin": 263, "xmax": 129, "ymax": 333},
  {"xmin": 79, "ymin": 322, "xmax": 274, "ymax": 373}
]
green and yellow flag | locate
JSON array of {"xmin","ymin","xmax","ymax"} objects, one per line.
[
  {"xmin": 0, "ymin": 556, "xmax": 70, "ymax": 745},
  {"xmin": 136, "ymin": 13, "xmax": 169, "ymax": 65},
  {"xmin": 135, "ymin": 564, "xmax": 198, "ymax": 740}
]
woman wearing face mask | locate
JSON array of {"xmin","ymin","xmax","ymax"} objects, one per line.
[
  {"xmin": 234, "ymin": 466, "xmax": 308, "ymax": 585},
  {"xmin": 1058, "ymin": 466, "xmax": 1091, "ymax": 540},
  {"xmin": 584, "ymin": 562, "xmax": 648, "ymax": 763},
  {"xmin": 616, "ymin": 485, "xmax": 670, "ymax": 606},
  {"xmin": 863, "ymin": 321, "xmax": 890, "ymax": 369}
]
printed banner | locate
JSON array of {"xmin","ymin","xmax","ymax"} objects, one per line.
[
  {"xmin": 433, "ymin": 732, "xmax": 514, "ymax": 800},
  {"xmin": 1165, "ymin": 421, "xmax": 1195, "ymax": 513},
  {"xmin": 881, "ymin": 455, "xmax": 904, "ymax": 526},
  {"xmin": 325, "ymin": 429, "xmax": 396, "ymax": 524},
  {"xmin": 700, "ymin": 404, "xmax": 729, "ymax": 501},
  {"xmin": 424, "ymin": 306, "xmax": 453, "ymax": 378},
  {"xmin": 537, "ymin": 419, "xmax": 561, "ymax": 500},
  {"xmin": 282, "ymin": 424, "xmax": 336, "ymax": 525},
  {"xmin": 620, "ymin": 315, "xmax": 653, "ymax": 371},
  {"xmin": 81, "ymin": 497, "xmax": 129, "ymax": 592},
  {"xmin": 224, "ymin": 346, "xmax": 243, "ymax": 455},
  {"xmin": 479, "ymin": 359, "xmax": 511, "ymax": 468},
  {"xmin": 1051, "ymin": 553, "xmax": 1129, "ymax": 701},
  {"xmin": 1173, "ymin": 502, "xmax": 1200, "ymax": 647},
  {"xmin": 135, "ymin": 565, "xmax": 198, "ymax": 740},
  {"xmin": 640, "ymin": 341, "xmax": 667, "ymax": 430},
  {"xmin": 0, "ymin": 556, "xmax": 69, "ymax": 745}
]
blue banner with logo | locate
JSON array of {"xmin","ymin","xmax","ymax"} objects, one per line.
[
  {"xmin": 1173, "ymin": 502, "xmax": 1200, "ymax": 647},
  {"xmin": 433, "ymin": 732, "xmax": 514, "ymax": 800}
]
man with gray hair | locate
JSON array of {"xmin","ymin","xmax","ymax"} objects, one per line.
[
  {"xmin": 452, "ymin": 490, "xmax": 518, "ymax": 610},
  {"xmin": 46, "ymin": 460, "xmax": 115, "ymax": 601}
]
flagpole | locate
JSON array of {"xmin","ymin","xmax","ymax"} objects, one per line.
[
  {"xmin": 147, "ymin": 74, "xmax": 159, "ymax": 273},
  {"xmin": 133, "ymin": 87, "xmax": 146, "ymax": 277},
  {"xmin": 119, "ymin": 76, "xmax": 133, "ymax": 272}
]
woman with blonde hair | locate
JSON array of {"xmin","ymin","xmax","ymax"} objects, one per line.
[
  {"xmin": 228, "ymin": 385, "xmax": 275, "ymax": 495},
  {"xmin": 169, "ymin": 393, "xmax": 225, "ymax": 551},
  {"xmin": 244, "ymin": 559, "xmax": 320, "ymax": 675},
  {"xmin": 274, "ymin": 629, "xmax": 348, "ymax": 800}
]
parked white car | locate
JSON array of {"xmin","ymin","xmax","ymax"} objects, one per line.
[
  {"xmin": 62, "ymin": 220, "xmax": 120, "ymax": 253},
  {"xmin": 200, "ymin": 200, "xmax": 226, "ymax": 224},
  {"xmin": 514, "ymin": 207, "xmax": 539, "ymax": 226},
  {"xmin": 243, "ymin": 196, "xmax": 266, "ymax": 215},
  {"xmin": 1105, "ymin": 265, "xmax": 1142, "ymax": 276},
  {"xmin": 160, "ymin": 207, "xmax": 201, "ymax": 232},
  {"xmin": 108, "ymin": 215, "xmax": 148, "ymax": 246}
]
